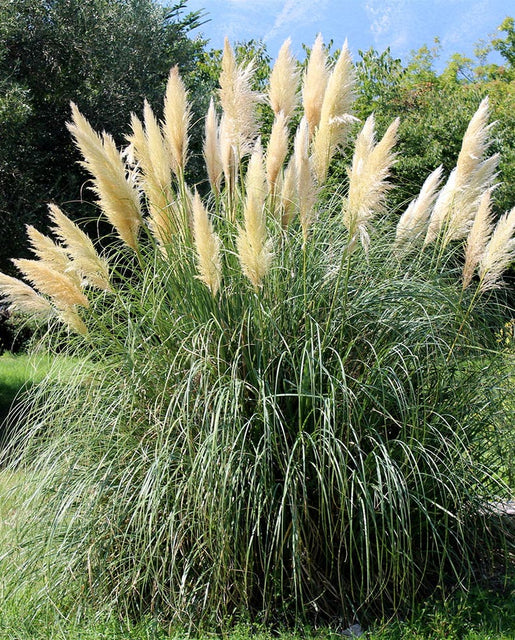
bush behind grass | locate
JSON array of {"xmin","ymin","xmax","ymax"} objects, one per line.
[{"xmin": 0, "ymin": 37, "xmax": 514, "ymax": 630}]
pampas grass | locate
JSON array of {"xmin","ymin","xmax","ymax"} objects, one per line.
[
  {"xmin": 0, "ymin": 273, "xmax": 53, "ymax": 316},
  {"xmin": 192, "ymin": 191, "xmax": 222, "ymax": 295},
  {"xmin": 425, "ymin": 97, "xmax": 499, "ymax": 246},
  {"xmin": 48, "ymin": 204, "xmax": 111, "ymax": 291},
  {"xmin": 163, "ymin": 65, "xmax": 191, "ymax": 177},
  {"xmin": 344, "ymin": 115, "xmax": 399, "ymax": 251},
  {"xmin": 395, "ymin": 166, "xmax": 443, "ymax": 252},
  {"xmin": 311, "ymin": 41, "xmax": 356, "ymax": 184},
  {"xmin": 237, "ymin": 140, "xmax": 272, "ymax": 286},
  {"xmin": 12, "ymin": 259, "xmax": 89, "ymax": 310},
  {"xmin": 302, "ymin": 34, "xmax": 329, "ymax": 138},
  {"xmin": 268, "ymin": 37, "xmax": 299, "ymax": 122},
  {"xmin": 68, "ymin": 103, "xmax": 142, "ymax": 251},
  {"xmin": 1, "ymin": 36, "xmax": 514, "ymax": 632},
  {"xmin": 478, "ymin": 205, "xmax": 515, "ymax": 291},
  {"xmin": 204, "ymin": 98, "xmax": 223, "ymax": 195}
]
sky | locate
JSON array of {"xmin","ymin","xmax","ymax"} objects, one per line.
[{"xmin": 184, "ymin": 0, "xmax": 511, "ymax": 71}]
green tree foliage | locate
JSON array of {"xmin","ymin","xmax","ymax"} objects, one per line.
[{"xmin": 0, "ymin": 0, "xmax": 205, "ymax": 273}]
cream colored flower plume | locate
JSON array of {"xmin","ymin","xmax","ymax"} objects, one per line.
[
  {"xmin": 344, "ymin": 115, "xmax": 399, "ymax": 251},
  {"xmin": 192, "ymin": 192, "xmax": 222, "ymax": 296},
  {"xmin": 394, "ymin": 166, "xmax": 443, "ymax": 252},
  {"xmin": 204, "ymin": 98, "xmax": 223, "ymax": 195},
  {"xmin": 294, "ymin": 117, "xmax": 317, "ymax": 241},
  {"xmin": 13, "ymin": 259, "xmax": 89, "ymax": 310},
  {"xmin": 478, "ymin": 206, "xmax": 515, "ymax": 292},
  {"xmin": 425, "ymin": 98, "xmax": 498, "ymax": 245},
  {"xmin": 311, "ymin": 41, "xmax": 356, "ymax": 184},
  {"xmin": 219, "ymin": 38, "xmax": 260, "ymax": 162},
  {"xmin": 237, "ymin": 141, "xmax": 272, "ymax": 287},
  {"xmin": 68, "ymin": 103, "xmax": 142, "ymax": 250},
  {"xmin": 58, "ymin": 306, "xmax": 88, "ymax": 335},
  {"xmin": 48, "ymin": 204, "xmax": 111, "ymax": 291},
  {"xmin": 26, "ymin": 225, "xmax": 71, "ymax": 274},
  {"xmin": 266, "ymin": 111, "xmax": 289, "ymax": 195},
  {"xmin": 280, "ymin": 157, "xmax": 297, "ymax": 229},
  {"xmin": 163, "ymin": 65, "xmax": 191, "ymax": 177},
  {"xmin": 462, "ymin": 190, "xmax": 494, "ymax": 289},
  {"xmin": 302, "ymin": 35, "xmax": 329, "ymax": 138},
  {"xmin": 268, "ymin": 38, "xmax": 299, "ymax": 122},
  {"xmin": 0, "ymin": 273, "xmax": 53, "ymax": 316},
  {"xmin": 127, "ymin": 106, "xmax": 175, "ymax": 244}
]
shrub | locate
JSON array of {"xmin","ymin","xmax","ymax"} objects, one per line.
[{"xmin": 1, "ymin": 37, "xmax": 514, "ymax": 628}]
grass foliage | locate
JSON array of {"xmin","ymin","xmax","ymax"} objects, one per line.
[{"xmin": 0, "ymin": 38, "xmax": 513, "ymax": 629}]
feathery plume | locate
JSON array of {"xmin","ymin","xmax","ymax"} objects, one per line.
[
  {"xmin": 280, "ymin": 157, "xmax": 297, "ymax": 229},
  {"xmin": 425, "ymin": 98, "xmax": 498, "ymax": 245},
  {"xmin": 192, "ymin": 192, "xmax": 222, "ymax": 296},
  {"xmin": 26, "ymin": 225, "xmax": 71, "ymax": 274},
  {"xmin": 311, "ymin": 41, "xmax": 356, "ymax": 184},
  {"xmin": 294, "ymin": 117, "xmax": 317, "ymax": 241},
  {"xmin": 394, "ymin": 166, "xmax": 443, "ymax": 251},
  {"xmin": 237, "ymin": 141, "xmax": 272, "ymax": 287},
  {"xmin": 478, "ymin": 206, "xmax": 515, "ymax": 292},
  {"xmin": 127, "ymin": 111, "xmax": 175, "ymax": 244},
  {"xmin": 47, "ymin": 204, "xmax": 111, "ymax": 291},
  {"xmin": 462, "ymin": 190, "xmax": 494, "ymax": 289},
  {"xmin": 163, "ymin": 65, "xmax": 191, "ymax": 177},
  {"xmin": 219, "ymin": 114, "xmax": 237, "ymax": 198},
  {"xmin": 67, "ymin": 103, "xmax": 142, "ymax": 250},
  {"xmin": 58, "ymin": 306, "xmax": 88, "ymax": 335},
  {"xmin": 13, "ymin": 258, "xmax": 89, "ymax": 309},
  {"xmin": 266, "ymin": 111, "xmax": 289, "ymax": 194},
  {"xmin": 268, "ymin": 38, "xmax": 300, "ymax": 122},
  {"xmin": 0, "ymin": 273, "xmax": 53, "ymax": 316},
  {"xmin": 219, "ymin": 38, "xmax": 260, "ymax": 163},
  {"xmin": 204, "ymin": 99, "xmax": 223, "ymax": 195},
  {"xmin": 302, "ymin": 34, "xmax": 329, "ymax": 138},
  {"xmin": 344, "ymin": 115, "xmax": 399, "ymax": 251}
]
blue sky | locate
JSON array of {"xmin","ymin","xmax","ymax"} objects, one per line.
[{"xmin": 184, "ymin": 0, "xmax": 510, "ymax": 70}]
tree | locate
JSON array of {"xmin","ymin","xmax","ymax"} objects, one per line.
[{"xmin": 0, "ymin": 0, "xmax": 206, "ymax": 273}]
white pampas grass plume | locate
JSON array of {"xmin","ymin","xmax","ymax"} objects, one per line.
[
  {"xmin": 268, "ymin": 38, "xmax": 299, "ymax": 122},
  {"xmin": 237, "ymin": 141, "xmax": 272, "ymax": 287},
  {"xmin": 280, "ymin": 157, "xmax": 297, "ymax": 229},
  {"xmin": 26, "ymin": 225, "xmax": 71, "ymax": 274},
  {"xmin": 311, "ymin": 41, "xmax": 356, "ymax": 184},
  {"xmin": 163, "ymin": 65, "xmax": 191, "ymax": 176},
  {"xmin": 127, "ymin": 110, "xmax": 175, "ymax": 244},
  {"xmin": 478, "ymin": 206, "xmax": 515, "ymax": 292},
  {"xmin": 67, "ymin": 103, "xmax": 142, "ymax": 250},
  {"xmin": 302, "ymin": 34, "xmax": 329, "ymax": 138},
  {"xmin": 58, "ymin": 306, "xmax": 88, "ymax": 335},
  {"xmin": 395, "ymin": 166, "xmax": 443, "ymax": 251},
  {"xmin": 13, "ymin": 258, "xmax": 89, "ymax": 309},
  {"xmin": 462, "ymin": 190, "xmax": 494, "ymax": 289},
  {"xmin": 0, "ymin": 273, "xmax": 53, "ymax": 316},
  {"xmin": 219, "ymin": 38, "xmax": 260, "ymax": 162},
  {"xmin": 192, "ymin": 192, "xmax": 222, "ymax": 296},
  {"xmin": 219, "ymin": 114, "xmax": 237, "ymax": 198},
  {"xmin": 294, "ymin": 117, "xmax": 317, "ymax": 241},
  {"xmin": 266, "ymin": 111, "xmax": 289, "ymax": 193},
  {"xmin": 344, "ymin": 115, "xmax": 399, "ymax": 251},
  {"xmin": 425, "ymin": 98, "xmax": 498, "ymax": 245},
  {"xmin": 48, "ymin": 204, "xmax": 111, "ymax": 291},
  {"xmin": 204, "ymin": 98, "xmax": 223, "ymax": 195}
]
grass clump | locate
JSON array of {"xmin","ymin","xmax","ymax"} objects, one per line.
[{"xmin": 0, "ymin": 36, "xmax": 513, "ymax": 629}]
